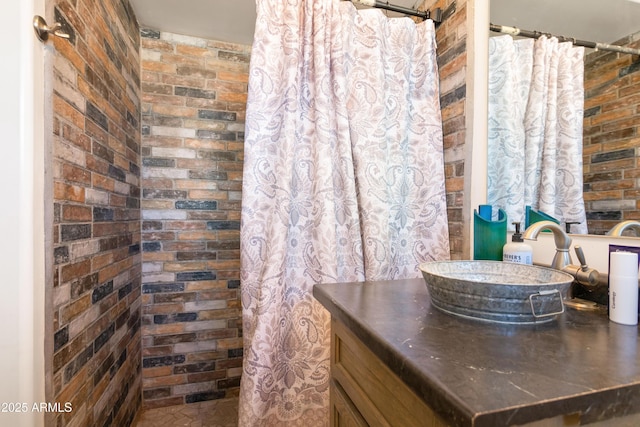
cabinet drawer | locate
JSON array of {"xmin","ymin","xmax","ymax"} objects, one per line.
[{"xmin": 331, "ymin": 379, "xmax": 368, "ymax": 427}]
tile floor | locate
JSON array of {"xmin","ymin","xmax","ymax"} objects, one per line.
[{"xmin": 135, "ymin": 397, "xmax": 239, "ymax": 427}]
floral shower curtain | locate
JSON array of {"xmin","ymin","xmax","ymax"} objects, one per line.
[
  {"xmin": 239, "ymin": 0, "xmax": 450, "ymax": 425},
  {"xmin": 487, "ymin": 35, "xmax": 588, "ymax": 233}
]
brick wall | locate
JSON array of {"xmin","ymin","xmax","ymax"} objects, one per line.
[
  {"xmin": 50, "ymin": 0, "xmax": 142, "ymax": 425},
  {"xmin": 139, "ymin": 29, "xmax": 247, "ymax": 409},
  {"xmin": 419, "ymin": 0, "xmax": 467, "ymax": 259},
  {"xmin": 583, "ymin": 31, "xmax": 640, "ymax": 235}
]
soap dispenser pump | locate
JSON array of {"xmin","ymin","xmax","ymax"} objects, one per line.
[{"xmin": 503, "ymin": 222, "xmax": 533, "ymax": 265}]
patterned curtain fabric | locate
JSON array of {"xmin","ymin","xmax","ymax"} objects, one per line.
[
  {"xmin": 488, "ymin": 35, "xmax": 588, "ymax": 233},
  {"xmin": 239, "ymin": 0, "xmax": 450, "ymax": 425}
]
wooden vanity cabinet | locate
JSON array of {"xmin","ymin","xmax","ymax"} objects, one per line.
[
  {"xmin": 329, "ymin": 318, "xmax": 448, "ymax": 427},
  {"xmin": 316, "ymin": 280, "xmax": 640, "ymax": 427},
  {"xmin": 328, "ymin": 317, "xmax": 640, "ymax": 427}
]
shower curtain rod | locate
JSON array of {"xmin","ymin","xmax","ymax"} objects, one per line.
[
  {"xmin": 490, "ymin": 23, "xmax": 640, "ymax": 56},
  {"xmin": 351, "ymin": 0, "xmax": 443, "ymax": 23}
]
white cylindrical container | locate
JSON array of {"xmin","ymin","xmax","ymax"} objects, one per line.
[{"xmin": 609, "ymin": 251, "xmax": 639, "ymax": 326}]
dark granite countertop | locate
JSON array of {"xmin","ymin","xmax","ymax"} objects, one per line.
[{"xmin": 313, "ymin": 278, "xmax": 640, "ymax": 427}]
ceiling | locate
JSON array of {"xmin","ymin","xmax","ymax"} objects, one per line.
[
  {"xmin": 128, "ymin": 0, "xmax": 257, "ymax": 46},
  {"xmin": 491, "ymin": 0, "xmax": 640, "ymax": 45},
  {"xmin": 128, "ymin": 0, "xmax": 640, "ymax": 47},
  {"xmin": 128, "ymin": 0, "xmax": 422, "ymax": 46}
]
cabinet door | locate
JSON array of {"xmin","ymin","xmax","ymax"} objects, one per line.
[
  {"xmin": 331, "ymin": 379, "xmax": 368, "ymax": 427},
  {"xmin": 331, "ymin": 318, "xmax": 449, "ymax": 427}
]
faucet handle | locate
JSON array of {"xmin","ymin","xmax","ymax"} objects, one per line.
[{"xmin": 574, "ymin": 245, "xmax": 588, "ymax": 270}]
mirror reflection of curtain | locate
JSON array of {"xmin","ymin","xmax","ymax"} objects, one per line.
[
  {"xmin": 488, "ymin": 35, "xmax": 588, "ymax": 233},
  {"xmin": 239, "ymin": 0, "xmax": 450, "ymax": 425}
]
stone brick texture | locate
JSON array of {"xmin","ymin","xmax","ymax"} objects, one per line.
[
  {"xmin": 47, "ymin": 0, "xmax": 470, "ymax": 419},
  {"xmin": 418, "ymin": 0, "xmax": 466, "ymax": 259},
  {"xmin": 50, "ymin": 0, "xmax": 142, "ymax": 426},
  {"xmin": 140, "ymin": 29, "xmax": 246, "ymax": 409},
  {"xmin": 583, "ymin": 30, "xmax": 640, "ymax": 235}
]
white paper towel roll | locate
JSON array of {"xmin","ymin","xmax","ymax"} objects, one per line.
[{"xmin": 609, "ymin": 251, "xmax": 639, "ymax": 326}]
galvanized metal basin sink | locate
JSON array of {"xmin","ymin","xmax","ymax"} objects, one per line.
[{"xmin": 419, "ymin": 261, "xmax": 574, "ymax": 324}]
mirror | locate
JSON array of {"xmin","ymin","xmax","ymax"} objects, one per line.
[{"xmin": 488, "ymin": 0, "xmax": 640, "ymax": 235}]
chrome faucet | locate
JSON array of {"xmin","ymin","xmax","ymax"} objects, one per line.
[
  {"xmin": 522, "ymin": 221, "xmax": 572, "ymax": 270},
  {"xmin": 522, "ymin": 221, "xmax": 600, "ymax": 306},
  {"xmin": 606, "ymin": 220, "xmax": 640, "ymax": 237}
]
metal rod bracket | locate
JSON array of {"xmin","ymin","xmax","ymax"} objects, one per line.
[{"xmin": 427, "ymin": 8, "xmax": 443, "ymax": 23}]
